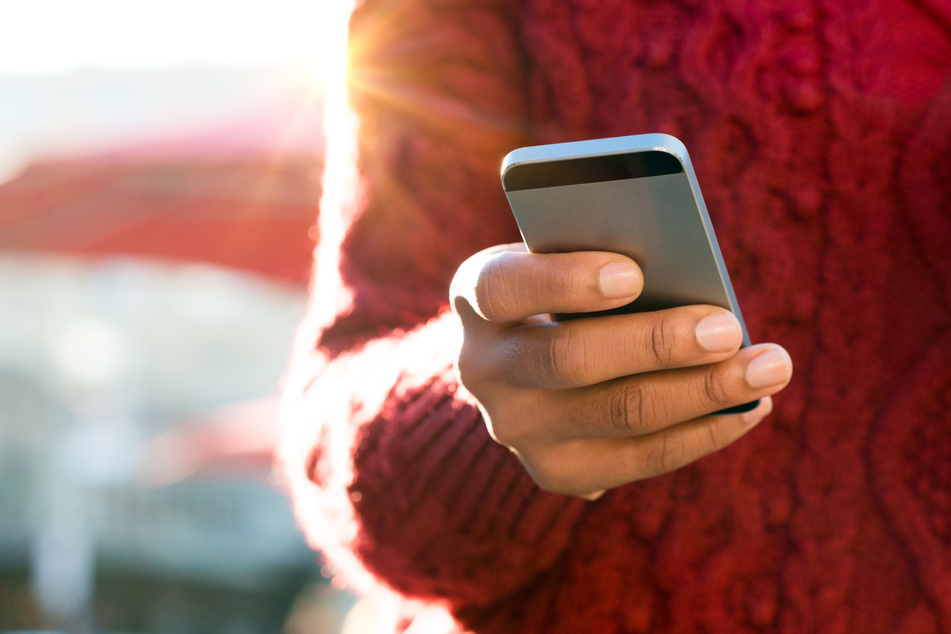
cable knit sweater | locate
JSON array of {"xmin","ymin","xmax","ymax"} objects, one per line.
[{"xmin": 280, "ymin": 0, "xmax": 951, "ymax": 631}]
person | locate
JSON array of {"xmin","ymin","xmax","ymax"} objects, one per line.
[{"xmin": 280, "ymin": 0, "xmax": 951, "ymax": 631}]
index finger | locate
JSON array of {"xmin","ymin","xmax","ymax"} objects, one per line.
[{"xmin": 450, "ymin": 243, "xmax": 644, "ymax": 323}]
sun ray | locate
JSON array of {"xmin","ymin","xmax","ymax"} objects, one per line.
[{"xmin": 305, "ymin": 0, "xmax": 360, "ymax": 337}]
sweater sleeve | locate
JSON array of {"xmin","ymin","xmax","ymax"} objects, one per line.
[
  {"xmin": 279, "ymin": 309, "xmax": 586, "ymax": 611},
  {"xmin": 279, "ymin": 0, "xmax": 586, "ymax": 619}
]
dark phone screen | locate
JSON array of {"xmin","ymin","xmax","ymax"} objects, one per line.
[{"xmin": 502, "ymin": 150, "xmax": 684, "ymax": 191}]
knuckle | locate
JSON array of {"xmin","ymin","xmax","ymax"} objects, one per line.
[
  {"xmin": 483, "ymin": 409, "xmax": 520, "ymax": 448},
  {"xmin": 527, "ymin": 464, "xmax": 558, "ymax": 493},
  {"xmin": 700, "ymin": 366, "xmax": 734, "ymax": 409},
  {"xmin": 455, "ymin": 339, "xmax": 475, "ymax": 374},
  {"xmin": 541, "ymin": 327, "xmax": 586, "ymax": 387},
  {"xmin": 646, "ymin": 313, "xmax": 679, "ymax": 366},
  {"xmin": 487, "ymin": 423, "xmax": 515, "ymax": 448},
  {"xmin": 474, "ymin": 256, "xmax": 511, "ymax": 321},
  {"xmin": 704, "ymin": 421, "xmax": 729, "ymax": 453},
  {"xmin": 605, "ymin": 387, "xmax": 633, "ymax": 435},
  {"xmin": 455, "ymin": 338, "xmax": 491, "ymax": 386},
  {"xmin": 647, "ymin": 432, "xmax": 687, "ymax": 476},
  {"xmin": 480, "ymin": 396, "xmax": 543, "ymax": 450},
  {"xmin": 524, "ymin": 454, "xmax": 572, "ymax": 495},
  {"xmin": 605, "ymin": 380, "xmax": 656, "ymax": 436},
  {"xmin": 539, "ymin": 257, "xmax": 576, "ymax": 305},
  {"xmin": 520, "ymin": 444, "xmax": 601, "ymax": 499}
]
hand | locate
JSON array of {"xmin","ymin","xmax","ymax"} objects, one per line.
[{"xmin": 450, "ymin": 244, "xmax": 792, "ymax": 498}]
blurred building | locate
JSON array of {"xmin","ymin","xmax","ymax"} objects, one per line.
[{"xmin": 0, "ymin": 65, "xmax": 351, "ymax": 633}]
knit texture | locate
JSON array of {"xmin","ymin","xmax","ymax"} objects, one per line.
[{"xmin": 281, "ymin": 0, "xmax": 951, "ymax": 631}]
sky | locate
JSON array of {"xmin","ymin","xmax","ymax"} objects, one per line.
[
  {"xmin": 0, "ymin": 0, "xmax": 328, "ymax": 75},
  {"xmin": 0, "ymin": 0, "xmax": 338, "ymax": 179}
]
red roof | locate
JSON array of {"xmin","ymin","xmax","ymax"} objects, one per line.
[{"xmin": 0, "ymin": 114, "xmax": 323, "ymax": 285}]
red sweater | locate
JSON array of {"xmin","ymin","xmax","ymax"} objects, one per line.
[{"xmin": 281, "ymin": 1, "xmax": 951, "ymax": 631}]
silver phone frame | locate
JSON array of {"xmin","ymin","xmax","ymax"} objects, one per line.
[{"xmin": 501, "ymin": 133, "xmax": 752, "ymax": 347}]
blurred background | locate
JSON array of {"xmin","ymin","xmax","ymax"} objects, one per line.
[{"xmin": 0, "ymin": 1, "xmax": 358, "ymax": 632}]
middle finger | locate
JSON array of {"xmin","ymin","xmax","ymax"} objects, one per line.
[{"xmin": 493, "ymin": 305, "xmax": 745, "ymax": 390}]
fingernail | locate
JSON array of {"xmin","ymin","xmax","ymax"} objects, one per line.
[
  {"xmin": 599, "ymin": 261, "xmax": 640, "ymax": 299},
  {"xmin": 741, "ymin": 395, "xmax": 773, "ymax": 426},
  {"xmin": 745, "ymin": 347, "xmax": 793, "ymax": 388},
  {"xmin": 695, "ymin": 312, "xmax": 742, "ymax": 352}
]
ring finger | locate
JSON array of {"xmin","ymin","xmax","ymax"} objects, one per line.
[{"xmin": 525, "ymin": 343, "xmax": 792, "ymax": 442}]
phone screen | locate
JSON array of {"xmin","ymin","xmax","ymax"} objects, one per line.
[
  {"xmin": 502, "ymin": 135, "xmax": 759, "ymax": 412},
  {"xmin": 504, "ymin": 150, "xmax": 732, "ymax": 316}
]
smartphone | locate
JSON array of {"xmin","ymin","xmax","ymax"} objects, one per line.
[{"xmin": 501, "ymin": 133, "xmax": 757, "ymax": 413}]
